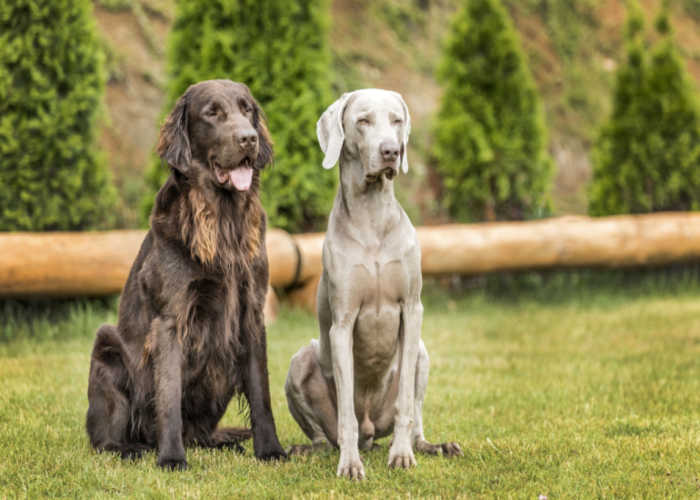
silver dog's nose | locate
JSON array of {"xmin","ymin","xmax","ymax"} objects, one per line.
[
  {"xmin": 237, "ymin": 129, "xmax": 258, "ymax": 149},
  {"xmin": 380, "ymin": 140, "xmax": 400, "ymax": 162}
]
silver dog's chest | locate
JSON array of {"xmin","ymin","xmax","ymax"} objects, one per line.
[{"xmin": 351, "ymin": 255, "xmax": 410, "ymax": 386}]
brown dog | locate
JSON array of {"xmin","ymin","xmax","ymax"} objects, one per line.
[{"xmin": 86, "ymin": 80, "xmax": 286, "ymax": 469}]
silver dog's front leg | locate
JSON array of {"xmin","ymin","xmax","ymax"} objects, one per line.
[
  {"xmin": 329, "ymin": 314, "xmax": 365, "ymax": 480},
  {"xmin": 388, "ymin": 299, "xmax": 423, "ymax": 469}
]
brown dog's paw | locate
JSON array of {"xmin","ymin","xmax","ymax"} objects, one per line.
[
  {"xmin": 157, "ymin": 457, "xmax": 188, "ymax": 471},
  {"xmin": 119, "ymin": 444, "xmax": 148, "ymax": 461},
  {"xmin": 257, "ymin": 446, "xmax": 288, "ymax": 462}
]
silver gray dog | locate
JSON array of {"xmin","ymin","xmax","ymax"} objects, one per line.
[{"xmin": 285, "ymin": 89, "xmax": 461, "ymax": 480}]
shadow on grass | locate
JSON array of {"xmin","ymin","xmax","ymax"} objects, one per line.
[{"xmin": 422, "ymin": 261, "xmax": 700, "ymax": 310}]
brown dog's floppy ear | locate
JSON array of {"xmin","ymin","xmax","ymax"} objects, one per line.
[
  {"xmin": 252, "ymin": 97, "xmax": 274, "ymax": 169},
  {"xmin": 157, "ymin": 89, "xmax": 192, "ymax": 174}
]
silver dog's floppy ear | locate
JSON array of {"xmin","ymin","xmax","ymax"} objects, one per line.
[
  {"xmin": 317, "ymin": 92, "xmax": 351, "ymax": 169},
  {"xmin": 391, "ymin": 91, "xmax": 411, "ymax": 174}
]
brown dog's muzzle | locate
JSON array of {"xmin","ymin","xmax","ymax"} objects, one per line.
[
  {"xmin": 237, "ymin": 128, "xmax": 258, "ymax": 151},
  {"xmin": 213, "ymin": 125, "xmax": 260, "ymax": 192}
]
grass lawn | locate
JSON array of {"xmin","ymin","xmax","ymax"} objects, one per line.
[{"xmin": 2, "ymin": 284, "xmax": 700, "ymax": 498}]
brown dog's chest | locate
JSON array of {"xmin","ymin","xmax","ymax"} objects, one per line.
[
  {"xmin": 179, "ymin": 268, "xmax": 249, "ymax": 346},
  {"xmin": 179, "ymin": 274, "xmax": 248, "ymax": 402}
]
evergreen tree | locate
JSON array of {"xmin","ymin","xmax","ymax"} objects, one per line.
[
  {"xmin": 0, "ymin": 0, "xmax": 114, "ymax": 230},
  {"xmin": 143, "ymin": 0, "xmax": 335, "ymax": 232},
  {"xmin": 432, "ymin": 0, "xmax": 553, "ymax": 222},
  {"xmin": 589, "ymin": 0, "xmax": 700, "ymax": 215}
]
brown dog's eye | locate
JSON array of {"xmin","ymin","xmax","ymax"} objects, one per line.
[{"xmin": 206, "ymin": 106, "xmax": 219, "ymax": 117}]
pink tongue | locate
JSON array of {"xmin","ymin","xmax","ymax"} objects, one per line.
[{"xmin": 229, "ymin": 167, "xmax": 253, "ymax": 191}]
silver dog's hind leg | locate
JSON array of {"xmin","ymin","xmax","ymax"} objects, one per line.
[
  {"xmin": 285, "ymin": 340, "xmax": 337, "ymax": 455},
  {"xmin": 413, "ymin": 340, "xmax": 463, "ymax": 457}
]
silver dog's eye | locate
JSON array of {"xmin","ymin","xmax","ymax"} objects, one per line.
[
  {"xmin": 392, "ymin": 118, "xmax": 403, "ymax": 126},
  {"xmin": 239, "ymin": 99, "xmax": 252, "ymax": 113},
  {"xmin": 357, "ymin": 118, "xmax": 369, "ymax": 126}
]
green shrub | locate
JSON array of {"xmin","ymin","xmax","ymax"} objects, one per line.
[
  {"xmin": 143, "ymin": 0, "xmax": 335, "ymax": 232},
  {"xmin": 589, "ymin": 1, "xmax": 700, "ymax": 215},
  {"xmin": 0, "ymin": 0, "xmax": 115, "ymax": 231},
  {"xmin": 94, "ymin": 0, "xmax": 133, "ymax": 11},
  {"xmin": 683, "ymin": 0, "xmax": 700, "ymax": 20},
  {"xmin": 432, "ymin": 0, "xmax": 553, "ymax": 222}
]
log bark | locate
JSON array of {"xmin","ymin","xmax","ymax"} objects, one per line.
[
  {"xmin": 0, "ymin": 230, "xmax": 145, "ymax": 297},
  {"xmin": 0, "ymin": 229, "xmax": 303, "ymax": 297},
  {"xmin": 284, "ymin": 212, "xmax": 700, "ymax": 313},
  {"xmin": 2, "ymin": 213, "xmax": 700, "ymax": 299},
  {"xmin": 417, "ymin": 213, "xmax": 700, "ymax": 275}
]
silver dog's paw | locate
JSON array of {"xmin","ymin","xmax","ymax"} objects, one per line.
[
  {"xmin": 287, "ymin": 444, "xmax": 313, "ymax": 456},
  {"xmin": 387, "ymin": 444, "xmax": 417, "ymax": 469},
  {"xmin": 440, "ymin": 441, "xmax": 463, "ymax": 457},
  {"xmin": 415, "ymin": 439, "xmax": 463, "ymax": 458},
  {"xmin": 337, "ymin": 450, "xmax": 365, "ymax": 480}
]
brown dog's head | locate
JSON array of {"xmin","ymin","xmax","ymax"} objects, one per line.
[{"xmin": 157, "ymin": 79, "xmax": 273, "ymax": 192}]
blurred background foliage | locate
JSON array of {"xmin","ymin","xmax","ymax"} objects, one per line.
[
  {"xmin": 0, "ymin": 0, "xmax": 115, "ymax": 230},
  {"xmin": 589, "ymin": 0, "xmax": 700, "ymax": 215},
  {"xmin": 432, "ymin": 0, "xmax": 553, "ymax": 222},
  {"xmin": 2, "ymin": 0, "xmax": 700, "ymax": 231},
  {"xmin": 141, "ymin": 0, "xmax": 336, "ymax": 232}
]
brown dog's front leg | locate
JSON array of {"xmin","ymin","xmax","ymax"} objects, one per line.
[
  {"xmin": 242, "ymin": 331, "xmax": 287, "ymax": 461},
  {"xmin": 152, "ymin": 318, "xmax": 187, "ymax": 470}
]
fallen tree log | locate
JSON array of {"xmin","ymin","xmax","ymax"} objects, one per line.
[
  {"xmin": 1, "ymin": 213, "xmax": 700, "ymax": 299},
  {"xmin": 0, "ymin": 228, "xmax": 313, "ymax": 297},
  {"xmin": 417, "ymin": 213, "xmax": 700, "ymax": 275},
  {"xmin": 0, "ymin": 230, "xmax": 145, "ymax": 297}
]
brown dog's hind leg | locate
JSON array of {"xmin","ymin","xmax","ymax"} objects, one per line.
[{"xmin": 86, "ymin": 324, "xmax": 137, "ymax": 458}]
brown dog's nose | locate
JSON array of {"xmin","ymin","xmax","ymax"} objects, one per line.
[
  {"xmin": 237, "ymin": 129, "xmax": 258, "ymax": 149},
  {"xmin": 380, "ymin": 140, "xmax": 399, "ymax": 162}
]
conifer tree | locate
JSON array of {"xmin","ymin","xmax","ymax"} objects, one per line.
[
  {"xmin": 143, "ymin": 0, "xmax": 335, "ymax": 232},
  {"xmin": 589, "ymin": 0, "xmax": 700, "ymax": 214},
  {"xmin": 0, "ymin": 0, "xmax": 114, "ymax": 230},
  {"xmin": 432, "ymin": 0, "xmax": 553, "ymax": 221}
]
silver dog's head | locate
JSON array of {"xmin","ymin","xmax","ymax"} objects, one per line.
[{"xmin": 316, "ymin": 89, "xmax": 411, "ymax": 181}]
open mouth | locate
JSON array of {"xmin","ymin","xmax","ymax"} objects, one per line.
[
  {"xmin": 214, "ymin": 156, "xmax": 254, "ymax": 191},
  {"xmin": 366, "ymin": 166, "xmax": 397, "ymax": 183},
  {"xmin": 383, "ymin": 166, "xmax": 397, "ymax": 180}
]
